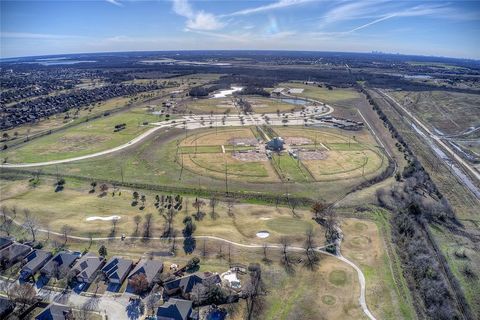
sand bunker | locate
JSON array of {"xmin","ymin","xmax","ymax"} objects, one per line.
[
  {"xmin": 298, "ymin": 151, "xmax": 328, "ymax": 160},
  {"xmin": 284, "ymin": 137, "xmax": 312, "ymax": 145},
  {"xmin": 86, "ymin": 216, "xmax": 121, "ymax": 221},
  {"xmin": 256, "ymin": 231, "xmax": 270, "ymax": 238},
  {"xmin": 232, "ymin": 151, "xmax": 268, "ymax": 162}
]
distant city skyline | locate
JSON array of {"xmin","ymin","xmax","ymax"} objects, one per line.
[{"xmin": 1, "ymin": 0, "xmax": 479, "ymax": 59}]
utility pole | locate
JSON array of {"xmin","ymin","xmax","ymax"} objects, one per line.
[{"xmin": 224, "ymin": 159, "xmax": 229, "ymax": 195}]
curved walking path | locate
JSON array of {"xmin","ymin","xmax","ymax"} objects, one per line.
[
  {"xmin": 0, "ymin": 100, "xmax": 333, "ymax": 168},
  {"xmin": 5, "ymin": 213, "xmax": 375, "ymax": 320}
]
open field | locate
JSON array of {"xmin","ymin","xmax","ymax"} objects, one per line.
[
  {"xmin": 1, "ymin": 175, "xmax": 411, "ymax": 319},
  {"xmin": 183, "ymin": 96, "xmax": 299, "ymax": 114},
  {"xmin": 0, "ymin": 178, "xmax": 322, "ymax": 246},
  {"xmin": 341, "ymin": 215, "xmax": 415, "ymax": 319},
  {"xmin": 430, "ymin": 226, "xmax": 480, "ymax": 319},
  {"xmin": 1, "ymin": 124, "xmax": 388, "ymax": 200},
  {"xmin": 388, "ymin": 90, "xmax": 480, "ymax": 136},
  {"xmin": 278, "ymin": 82, "xmax": 362, "ymax": 105},
  {"xmin": 1, "ymin": 107, "xmax": 163, "ymax": 163}
]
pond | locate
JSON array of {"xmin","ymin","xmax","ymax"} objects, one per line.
[
  {"xmin": 272, "ymin": 97, "xmax": 309, "ymax": 105},
  {"xmin": 212, "ymin": 86, "xmax": 243, "ymax": 98}
]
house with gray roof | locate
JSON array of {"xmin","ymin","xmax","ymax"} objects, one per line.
[
  {"xmin": 164, "ymin": 272, "xmax": 221, "ymax": 299},
  {"xmin": 0, "ymin": 236, "xmax": 13, "ymax": 250},
  {"xmin": 0, "ymin": 242, "xmax": 32, "ymax": 268},
  {"xmin": 35, "ymin": 303, "xmax": 73, "ymax": 320},
  {"xmin": 70, "ymin": 253, "xmax": 105, "ymax": 283},
  {"xmin": 20, "ymin": 249, "xmax": 52, "ymax": 279},
  {"xmin": 127, "ymin": 259, "xmax": 163, "ymax": 288},
  {"xmin": 40, "ymin": 251, "xmax": 78, "ymax": 279},
  {"xmin": 102, "ymin": 256, "xmax": 133, "ymax": 285},
  {"xmin": 156, "ymin": 298, "xmax": 193, "ymax": 320}
]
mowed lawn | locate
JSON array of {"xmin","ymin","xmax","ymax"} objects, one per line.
[
  {"xmin": 0, "ymin": 179, "xmax": 323, "ymax": 246},
  {"xmin": 341, "ymin": 215, "xmax": 416, "ymax": 320},
  {"xmin": 2, "ymin": 108, "xmax": 161, "ymax": 163}
]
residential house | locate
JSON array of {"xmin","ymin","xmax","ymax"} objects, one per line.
[
  {"xmin": 20, "ymin": 249, "xmax": 53, "ymax": 279},
  {"xmin": 35, "ymin": 303, "xmax": 73, "ymax": 320},
  {"xmin": 156, "ymin": 298, "xmax": 193, "ymax": 320},
  {"xmin": 127, "ymin": 259, "xmax": 163, "ymax": 288},
  {"xmin": 164, "ymin": 272, "xmax": 221, "ymax": 299},
  {"xmin": 40, "ymin": 251, "xmax": 78, "ymax": 279},
  {"xmin": 0, "ymin": 242, "xmax": 32, "ymax": 268},
  {"xmin": 0, "ymin": 236, "xmax": 13, "ymax": 250},
  {"xmin": 70, "ymin": 253, "xmax": 105, "ymax": 283},
  {"xmin": 102, "ymin": 256, "xmax": 133, "ymax": 285}
]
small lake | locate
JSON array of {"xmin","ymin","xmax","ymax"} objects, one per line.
[
  {"xmin": 213, "ymin": 86, "xmax": 243, "ymax": 98},
  {"xmin": 272, "ymin": 98, "xmax": 309, "ymax": 105}
]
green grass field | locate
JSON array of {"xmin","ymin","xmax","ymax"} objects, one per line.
[
  {"xmin": 271, "ymin": 153, "xmax": 313, "ymax": 182},
  {"xmin": 278, "ymin": 82, "xmax": 362, "ymax": 104},
  {"xmin": 2, "ymin": 108, "xmax": 163, "ymax": 163}
]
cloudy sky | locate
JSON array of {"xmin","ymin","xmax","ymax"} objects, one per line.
[{"xmin": 1, "ymin": 0, "xmax": 479, "ymax": 59}]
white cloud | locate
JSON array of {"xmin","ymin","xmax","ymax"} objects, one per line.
[
  {"xmin": 105, "ymin": 0, "xmax": 123, "ymax": 7},
  {"xmin": 224, "ymin": 0, "xmax": 313, "ymax": 17},
  {"xmin": 172, "ymin": 0, "xmax": 224, "ymax": 30},
  {"xmin": 1, "ymin": 32, "xmax": 85, "ymax": 39},
  {"xmin": 186, "ymin": 11, "xmax": 224, "ymax": 30}
]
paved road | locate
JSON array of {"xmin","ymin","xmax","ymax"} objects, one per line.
[{"xmin": 1, "ymin": 103, "xmax": 333, "ymax": 168}]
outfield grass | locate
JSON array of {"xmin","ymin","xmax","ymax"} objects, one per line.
[
  {"xmin": 271, "ymin": 153, "xmax": 313, "ymax": 182},
  {"xmin": 2, "ymin": 108, "xmax": 163, "ymax": 163}
]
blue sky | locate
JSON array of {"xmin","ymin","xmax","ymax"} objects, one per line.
[{"xmin": 1, "ymin": 0, "xmax": 479, "ymax": 59}]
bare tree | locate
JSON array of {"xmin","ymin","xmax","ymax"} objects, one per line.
[
  {"xmin": 143, "ymin": 213, "xmax": 153, "ymax": 239},
  {"xmin": 61, "ymin": 225, "xmax": 72, "ymax": 245},
  {"xmin": 209, "ymin": 197, "xmax": 218, "ymax": 220},
  {"xmin": 262, "ymin": 243, "xmax": 271, "ymax": 263},
  {"xmin": 133, "ymin": 215, "xmax": 142, "ymax": 235},
  {"xmin": 162, "ymin": 208, "xmax": 175, "ymax": 238},
  {"xmin": 311, "ymin": 201, "xmax": 327, "ymax": 220},
  {"xmin": 244, "ymin": 263, "xmax": 266, "ymax": 320},
  {"xmin": 192, "ymin": 198, "xmax": 205, "ymax": 220},
  {"xmin": 279, "ymin": 236, "xmax": 293, "ymax": 273},
  {"xmin": 23, "ymin": 209, "xmax": 38, "ymax": 242},
  {"xmin": 129, "ymin": 273, "xmax": 149, "ymax": 294},
  {"xmin": 8, "ymin": 283, "xmax": 36, "ymax": 310},
  {"xmin": 226, "ymin": 197, "xmax": 235, "ymax": 217},
  {"xmin": 304, "ymin": 226, "xmax": 320, "ymax": 270},
  {"xmin": 170, "ymin": 230, "xmax": 178, "ymax": 254}
]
